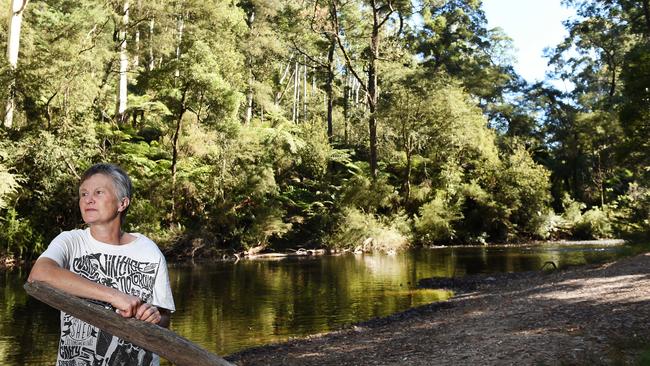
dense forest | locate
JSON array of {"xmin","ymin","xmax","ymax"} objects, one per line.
[{"xmin": 0, "ymin": 0, "xmax": 648, "ymax": 261}]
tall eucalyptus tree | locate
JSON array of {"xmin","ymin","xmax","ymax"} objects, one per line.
[
  {"xmin": 134, "ymin": 0, "xmax": 246, "ymax": 222},
  {"xmin": 285, "ymin": 1, "xmax": 337, "ymax": 138},
  {"xmin": 415, "ymin": 0, "xmax": 519, "ymax": 119},
  {"xmin": 238, "ymin": 0, "xmax": 287, "ymax": 125},
  {"xmin": 4, "ymin": 0, "xmax": 28, "ymax": 128},
  {"xmin": 331, "ymin": 0, "xmax": 410, "ymax": 179},
  {"xmin": 115, "ymin": 0, "xmax": 129, "ymax": 123},
  {"xmin": 546, "ymin": 0, "xmax": 643, "ymax": 204}
]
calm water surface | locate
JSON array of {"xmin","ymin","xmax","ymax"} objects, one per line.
[{"xmin": 0, "ymin": 243, "xmax": 645, "ymax": 365}]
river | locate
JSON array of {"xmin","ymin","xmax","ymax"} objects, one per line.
[{"xmin": 0, "ymin": 242, "xmax": 643, "ymax": 365}]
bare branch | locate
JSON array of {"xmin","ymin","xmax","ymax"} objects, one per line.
[{"xmin": 290, "ymin": 39, "xmax": 327, "ymax": 69}]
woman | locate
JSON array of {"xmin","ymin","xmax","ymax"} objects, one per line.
[{"xmin": 28, "ymin": 163, "xmax": 175, "ymax": 366}]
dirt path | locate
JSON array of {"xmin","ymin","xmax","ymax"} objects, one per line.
[{"xmin": 228, "ymin": 252, "xmax": 650, "ymax": 365}]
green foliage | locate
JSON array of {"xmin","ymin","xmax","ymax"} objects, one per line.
[
  {"xmin": 573, "ymin": 206, "xmax": 614, "ymax": 239},
  {"xmin": 620, "ymin": 41, "xmax": 650, "ymax": 178},
  {"xmin": 239, "ymin": 203, "xmax": 292, "ymax": 250},
  {"xmin": 544, "ymin": 193, "xmax": 620, "ymax": 240},
  {"xmin": 543, "ymin": 0, "xmax": 650, "ymax": 240},
  {"xmin": 416, "ymin": 0, "xmax": 519, "ymax": 117},
  {"xmin": 531, "ymin": 209, "xmax": 564, "ymax": 240},
  {"xmin": 2, "ymin": 0, "xmax": 650, "ymax": 262},
  {"xmin": 327, "ymin": 208, "xmax": 410, "ymax": 252},
  {"xmin": 452, "ymin": 182, "xmax": 496, "ymax": 244},
  {"xmin": 414, "ymin": 191, "xmax": 461, "ymax": 243},
  {"xmin": 491, "ymin": 143, "xmax": 552, "ymax": 239},
  {"xmin": 339, "ymin": 172, "xmax": 400, "ymax": 214},
  {"xmin": 17, "ymin": 0, "xmax": 113, "ymax": 128},
  {"xmin": 295, "ymin": 120, "xmax": 331, "ymax": 180},
  {"xmin": 562, "ymin": 193, "xmax": 586, "ymax": 225},
  {"xmin": 0, "ymin": 154, "xmax": 21, "ymax": 210},
  {"xmin": 0, "ymin": 208, "xmax": 42, "ymax": 258},
  {"xmin": 8, "ymin": 126, "xmax": 99, "ymax": 243},
  {"xmin": 637, "ymin": 347, "xmax": 650, "ymax": 366},
  {"xmin": 613, "ymin": 183, "xmax": 650, "ymax": 240}
]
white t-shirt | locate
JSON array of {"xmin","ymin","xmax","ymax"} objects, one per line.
[{"xmin": 40, "ymin": 228, "xmax": 176, "ymax": 366}]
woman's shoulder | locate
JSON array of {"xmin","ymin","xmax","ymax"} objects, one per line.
[
  {"xmin": 52, "ymin": 228, "xmax": 89, "ymax": 243},
  {"xmin": 130, "ymin": 233, "xmax": 164, "ymax": 254}
]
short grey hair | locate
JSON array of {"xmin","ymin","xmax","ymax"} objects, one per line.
[{"xmin": 80, "ymin": 163, "xmax": 133, "ymax": 222}]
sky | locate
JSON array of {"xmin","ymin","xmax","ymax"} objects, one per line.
[{"xmin": 482, "ymin": 0, "xmax": 576, "ymax": 83}]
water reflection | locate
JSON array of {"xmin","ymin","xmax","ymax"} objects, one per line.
[
  {"xmin": 0, "ymin": 243, "xmax": 643, "ymax": 365},
  {"xmin": 167, "ymin": 253, "xmax": 453, "ymax": 357},
  {"xmin": 0, "ymin": 268, "xmax": 59, "ymax": 365}
]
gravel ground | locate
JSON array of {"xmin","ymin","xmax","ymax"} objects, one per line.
[{"xmin": 227, "ymin": 252, "xmax": 650, "ymax": 366}]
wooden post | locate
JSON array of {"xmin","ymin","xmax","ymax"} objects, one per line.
[{"xmin": 24, "ymin": 281, "xmax": 235, "ymax": 366}]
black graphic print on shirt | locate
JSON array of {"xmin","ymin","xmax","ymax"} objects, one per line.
[{"xmin": 57, "ymin": 253, "xmax": 160, "ymax": 366}]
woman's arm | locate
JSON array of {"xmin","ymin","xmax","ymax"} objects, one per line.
[{"xmin": 28, "ymin": 257, "xmax": 142, "ymax": 317}]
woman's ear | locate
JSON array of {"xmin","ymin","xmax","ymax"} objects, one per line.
[{"xmin": 118, "ymin": 197, "xmax": 130, "ymax": 212}]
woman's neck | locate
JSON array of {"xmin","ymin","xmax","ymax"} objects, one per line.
[{"xmin": 89, "ymin": 223, "xmax": 132, "ymax": 245}]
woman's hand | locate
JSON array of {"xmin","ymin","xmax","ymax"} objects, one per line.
[
  {"xmin": 135, "ymin": 303, "xmax": 162, "ymax": 324},
  {"xmin": 111, "ymin": 291, "xmax": 142, "ymax": 318},
  {"xmin": 111, "ymin": 290, "xmax": 168, "ymax": 326}
]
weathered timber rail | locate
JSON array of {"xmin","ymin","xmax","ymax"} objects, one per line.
[{"xmin": 24, "ymin": 281, "xmax": 235, "ymax": 366}]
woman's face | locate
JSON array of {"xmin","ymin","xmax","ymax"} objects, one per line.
[{"xmin": 78, "ymin": 174, "xmax": 127, "ymax": 226}]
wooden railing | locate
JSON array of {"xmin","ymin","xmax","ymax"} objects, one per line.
[{"xmin": 24, "ymin": 281, "xmax": 235, "ymax": 366}]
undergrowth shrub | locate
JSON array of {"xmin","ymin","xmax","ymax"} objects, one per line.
[
  {"xmin": 532, "ymin": 209, "xmax": 564, "ymax": 240},
  {"xmin": 614, "ymin": 183, "xmax": 650, "ymax": 240},
  {"xmin": 491, "ymin": 144, "xmax": 552, "ymax": 240},
  {"xmin": 340, "ymin": 173, "xmax": 400, "ymax": 214},
  {"xmin": 414, "ymin": 191, "xmax": 461, "ymax": 243},
  {"xmin": 556, "ymin": 194, "xmax": 616, "ymax": 240},
  {"xmin": 327, "ymin": 208, "xmax": 410, "ymax": 252},
  {"xmin": 0, "ymin": 208, "xmax": 43, "ymax": 259},
  {"xmin": 574, "ymin": 206, "xmax": 614, "ymax": 239}
]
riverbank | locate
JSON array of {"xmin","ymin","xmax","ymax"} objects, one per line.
[
  {"xmin": 228, "ymin": 251, "xmax": 650, "ymax": 365},
  {"xmin": 0, "ymin": 239, "xmax": 632, "ymax": 270}
]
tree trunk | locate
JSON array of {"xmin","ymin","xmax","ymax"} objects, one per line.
[
  {"xmin": 133, "ymin": 0, "xmax": 141, "ymax": 68},
  {"xmin": 292, "ymin": 61, "xmax": 299, "ymax": 122},
  {"xmin": 116, "ymin": 0, "xmax": 129, "ymax": 123},
  {"xmin": 596, "ymin": 150, "xmax": 605, "ymax": 207},
  {"xmin": 244, "ymin": 69, "xmax": 253, "ymax": 125},
  {"xmin": 244, "ymin": 10, "xmax": 255, "ymax": 125},
  {"xmin": 331, "ymin": 0, "xmax": 398, "ymax": 177},
  {"xmin": 343, "ymin": 73, "xmax": 350, "ymax": 144},
  {"xmin": 275, "ymin": 61, "xmax": 291, "ymax": 104},
  {"xmin": 174, "ymin": 11, "xmax": 185, "ymax": 79},
  {"xmin": 367, "ymin": 9, "xmax": 380, "ymax": 179},
  {"xmin": 170, "ymin": 89, "xmax": 187, "ymax": 223},
  {"xmin": 170, "ymin": 4, "xmax": 186, "ymax": 224},
  {"xmin": 303, "ymin": 56, "xmax": 308, "ymax": 121},
  {"xmin": 148, "ymin": 18, "xmax": 155, "ymax": 71},
  {"xmin": 404, "ymin": 147, "xmax": 412, "ymax": 205},
  {"xmin": 4, "ymin": 0, "xmax": 28, "ymax": 129},
  {"xmin": 355, "ymin": 78, "xmax": 360, "ymax": 105},
  {"xmin": 606, "ymin": 51, "xmax": 617, "ymax": 100},
  {"xmin": 325, "ymin": 35, "xmax": 336, "ymax": 141}
]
